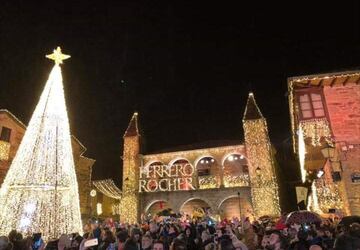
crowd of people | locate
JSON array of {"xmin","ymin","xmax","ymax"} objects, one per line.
[{"xmin": 0, "ymin": 213, "xmax": 360, "ymax": 250}]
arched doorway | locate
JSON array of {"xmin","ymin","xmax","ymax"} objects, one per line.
[
  {"xmin": 218, "ymin": 196, "xmax": 253, "ymax": 220},
  {"xmin": 195, "ymin": 156, "xmax": 220, "ymax": 189},
  {"xmin": 145, "ymin": 200, "xmax": 171, "ymax": 217},
  {"xmin": 180, "ymin": 198, "xmax": 211, "ymax": 219},
  {"xmin": 222, "ymin": 153, "xmax": 250, "ymax": 187}
]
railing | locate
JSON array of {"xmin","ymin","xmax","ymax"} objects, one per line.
[
  {"xmin": 198, "ymin": 175, "xmax": 219, "ymax": 189},
  {"xmin": 223, "ymin": 174, "xmax": 250, "ymax": 188}
]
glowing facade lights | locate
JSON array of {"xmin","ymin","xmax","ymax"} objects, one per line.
[
  {"xmin": 298, "ymin": 126, "xmax": 307, "ymax": 183},
  {"xmin": 243, "ymin": 92, "xmax": 280, "ymax": 217},
  {"xmin": 96, "ymin": 203, "xmax": 103, "ymax": 215}
]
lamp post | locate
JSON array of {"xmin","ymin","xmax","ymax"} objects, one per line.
[
  {"xmin": 237, "ymin": 191, "xmax": 242, "ymax": 218},
  {"xmin": 237, "ymin": 191, "xmax": 243, "ymax": 231},
  {"xmin": 90, "ymin": 189, "xmax": 97, "ymax": 218},
  {"xmin": 321, "ymin": 146, "xmax": 342, "ymax": 181}
]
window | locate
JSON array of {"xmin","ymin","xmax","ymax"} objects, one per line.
[
  {"xmin": 0, "ymin": 127, "xmax": 11, "ymax": 142},
  {"xmin": 198, "ymin": 168, "xmax": 210, "ymax": 176},
  {"xmin": 297, "ymin": 89, "xmax": 326, "ymax": 120}
]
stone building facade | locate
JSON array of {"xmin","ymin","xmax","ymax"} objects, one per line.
[
  {"xmin": 119, "ymin": 92, "xmax": 281, "ymax": 223},
  {"xmin": 288, "ymin": 70, "xmax": 360, "ymax": 215},
  {"xmin": 0, "ymin": 109, "xmax": 95, "ymax": 218}
]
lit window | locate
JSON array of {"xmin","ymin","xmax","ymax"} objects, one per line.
[
  {"xmin": 0, "ymin": 127, "xmax": 11, "ymax": 142},
  {"xmin": 297, "ymin": 89, "xmax": 326, "ymax": 120}
]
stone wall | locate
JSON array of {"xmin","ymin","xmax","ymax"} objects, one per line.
[
  {"xmin": 324, "ymin": 84, "xmax": 360, "ymax": 215},
  {"xmin": 140, "ymin": 187, "xmax": 253, "ymax": 219},
  {"xmin": 75, "ymin": 156, "xmax": 95, "ymax": 217},
  {"xmin": 323, "ymin": 84, "xmax": 360, "ymax": 143},
  {"xmin": 0, "ymin": 113, "xmax": 24, "ymax": 185}
]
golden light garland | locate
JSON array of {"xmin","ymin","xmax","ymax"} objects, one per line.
[
  {"xmin": 243, "ymin": 93, "xmax": 281, "ymax": 217},
  {"xmin": 298, "ymin": 126, "xmax": 307, "ymax": 183},
  {"xmin": 0, "ymin": 48, "xmax": 82, "ymax": 241},
  {"xmin": 299, "ymin": 118, "xmax": 333, "ymax": 147},
  {"xmin": 223, "ymin": 174, "xmax": 250, "ymax": 188},
  {"xmin": 111, "ymin": 203, "xmax": 121, "ymax": 215},
  {"xmin": 119, "ymin": 134, "xmax": 139, "ymax": 223},
  {"xmin": 96, "ymin": 203, "xmax": 103, "ymax": 215},
  {"xmin": 312, "ymin": 179, "xmax": 343, "ymax": 213},
  {"xmin": 93, "ymin": 179, "xmax": 122, "ymax": 200},
  {"xmin": 198, "ymin": 175, "xmax": 218, "ymax": 189},
  {"xmin": 0, "ymin": 140, "xmax": 10, "ymax": 160},
  {"xmin": 307, "ymin": 181, "xmax": 322, "ymax": 214}
]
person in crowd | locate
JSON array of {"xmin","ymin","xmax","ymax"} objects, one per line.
[
  {"xmin": 289, "ymin": 229, "xmax": 311, "ymax": 250},
  {"xmin": 6, "ymin": 212, "xmax": 360, "ymax": 250},
  {"xmin": 123, "ymin": 238, "xmax": 139, "ymax": 250},
  {"xmin": 183, "ymin": 227, "xmax": 196, "ymax": 250},
  {"xmin": 309, "ymin": 245, "xmax": 322, "ymax": 250},
  {"xmin": 7, "ymin": 230, "xmax": 23, "ymax": 250},
  {"xmin": 169, "ymin": 238, "xmax": 186, "ymax": 250},
  {"xmin": 200, "ymin": 230, "xmax": 213, "ymax": 250},
  {"xmin": 219, "ymin": 238, "xmax": 235, "ymax": 250},
  {"xmin": 141, "ymin": 233, "xmax": 153, "ymax": 250},
  {"xmin": 117, "ymin": 230, "xmax": 129, "ymax": 250},
  {"xmin": 58, "ymin": 234, "xmax": 71, "ymax": 250},
  {"xmin": 32, "ymin": 233, "xmax": 45, "ymax": 250},
  {"xmin": 98, "ymin": 229, "xmax": 116, "ymax": 250},
  {"xmin": 152, "ymin": 240, "xmax": 164, "ymax": 250},
  {"xmin": 267, "ymin": 230, "xmax": 288, "ymax": 250},
  {"xmin": 334, "ymin": 222, "xmax": 360, "ymax": 250},
  {"xmin": 0, "ymin": 236, "xmax": 12, "ymax": 250},
  {"xmin": 130, "ymin": 228, "xmax": 141, "ymax": 250}
]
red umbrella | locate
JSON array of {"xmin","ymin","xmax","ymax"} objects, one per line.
[
  {"xmin": 275, "ymin": 215, "xmax": 287, "ymax": 230},
  {"xmin": 285, "ymin": 210, "xmax": 322, "ymax": 225}
]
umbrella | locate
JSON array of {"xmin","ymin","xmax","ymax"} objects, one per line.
[
  {"xmin": 275, "ymin": 215, "xmax": 287, "ymax": 230},
  {"xmin": 285, "ymin": 210, "xmax": 322, "ymax": 225},
  {"xmin": 339, "ymin": 216, "xmax": 360, "ymax": 228}
]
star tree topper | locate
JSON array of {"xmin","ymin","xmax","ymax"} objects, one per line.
[{"xmin": 46, "ymin": 46, "xmax": 70, "ymax": 65}]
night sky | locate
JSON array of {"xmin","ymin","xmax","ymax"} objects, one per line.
[{"xmin": 0, "ymin": 2, "xmax": 359, "ymax": 185}]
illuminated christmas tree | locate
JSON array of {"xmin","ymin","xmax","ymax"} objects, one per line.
[{"xmin": 0, "ymin": 47, "xmax": 82, "ymax": 240}]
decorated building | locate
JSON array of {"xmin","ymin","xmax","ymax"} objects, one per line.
[
  {"xmin": 116, "ymin": 92, "xmax": 281, "ymax": 223},
  {"xmin": 288, "ymin": 70, "xmax": 360, "ymax": 216},
  {"xmin": 0, "ymin": 109, "xmax": 95, "ymax": 218}
]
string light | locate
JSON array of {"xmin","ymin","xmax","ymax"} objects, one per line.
[
  {"xmin": 119, "ymin": 134, "xmax": 139, "ymax": 223},
  {"xmin": 198, "ymin": 175, "xmax": 218, "ymax": 189},
  {"xmin": 93, "ymin": 179, "xmax": 122, "ymax": 199},
  {"xmin": 308, "ymin": 179, "xmax": 343, "ymax": 214},
  {"xmin": 0, "ymin": 140, "xmax": 10, "ymax": 160},
  {"xmin": 299, "ymin": 118, "xmax": 333, "ymax": 147},
  {"xmin": 0, "ymin": 48, "xmax": 82, "ymax": 241},
  {"xmin": 223, "ymin": 174, "xmax": 250, "ymax": 188},
  {"xmin": 243, "ymin": 93, "xmax": 281, "ymax": 217},
  {"xmin": 96, "ymin": 203, "xmax": 103, "ymax": 215},
  {"xmin": 111, "ymin": 203, "xmax": 121, "ymax": 215},
  {"xmin": 298, "ymin": 126, "xmax": 307, "ymax": 183},
  {"xmin": 307, "ymin": 181, "xmax": 321, "ymax": 213}
]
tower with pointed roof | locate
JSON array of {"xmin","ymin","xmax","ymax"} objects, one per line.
[
  {"xmin": 243, "ymin": 92, "xmax": 280, "ymax": 217},
  {"xmin": 119, "ymin": 112, "xmax": 141, "ymax": 223}
]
